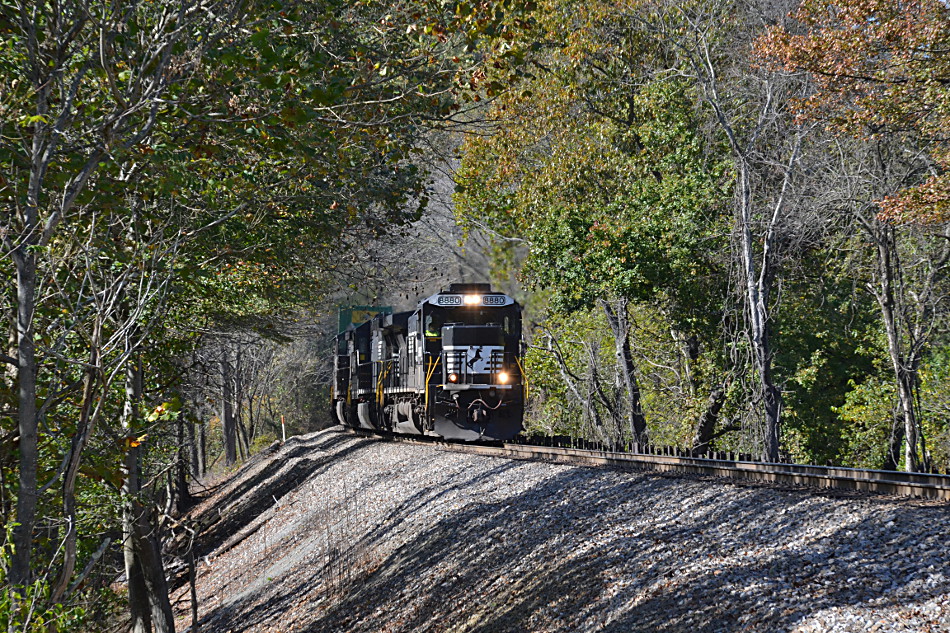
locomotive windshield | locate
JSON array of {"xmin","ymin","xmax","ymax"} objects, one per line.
[
  {"xmin": 428, "ymin": 307, "xmax": 518, "ymax": 333},
  {"xmin": 442, "ymin": 324, "xmax": 503, "ymax": 347}
]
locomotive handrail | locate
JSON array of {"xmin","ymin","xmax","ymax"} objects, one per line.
[
  {"xmin": 375, "ymin": 361, "xmax": 391, "ymax": 406},
  {"xmin": 515, "ymin": 356, "xmax": 528, "ymax": 398},
  {"xmin": 423, "ymin": 355, "xmax": 440, "ymax": 414}
]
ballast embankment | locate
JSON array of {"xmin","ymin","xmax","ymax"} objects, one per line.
[{"xmin": 171, "ymin": 428, "xmax": 950, "ymax": 633}]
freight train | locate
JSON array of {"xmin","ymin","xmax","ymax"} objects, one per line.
[{"xmin": 332, "ymin": 283, "xmax": 524, "ymax": 441}]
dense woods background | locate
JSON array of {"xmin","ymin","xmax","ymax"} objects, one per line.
[{"xmin": 1, "ymin": 0, "xmax": 948, "ymax": 629}]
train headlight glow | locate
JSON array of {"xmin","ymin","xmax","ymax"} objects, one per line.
[
  {"xmin": 498, "ymin": 371, "xmax": 509, "ymax": 384},
  {"xmin": 463, "ymin": 294, "xmax": 481, "ymax": 305},
  {"xmin": 448, "ymin": 373, "xmax": 458, "ymax": 382}
]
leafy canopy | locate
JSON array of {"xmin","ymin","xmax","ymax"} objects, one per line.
[{"xmin": 757, "ymin": 0, "xmax": 950, "ymax": 222}]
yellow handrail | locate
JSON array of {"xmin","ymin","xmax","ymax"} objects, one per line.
[
  {"xmin": 515, "ymin": 355, "xmax": 528, "ymax": 402},
  {"xmin": 424, "ymin": 355, "xmax": 441, "ymax": 414},
  {"xmin": 376, "ymin": 362, "xmax": 391, "ymax": 407}
]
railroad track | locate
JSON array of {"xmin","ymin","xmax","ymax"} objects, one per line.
[{"xmin": 349, "ymin": 428, "xmax": 950, "ymax": 501}]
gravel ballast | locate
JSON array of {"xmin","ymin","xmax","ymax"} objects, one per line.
[{"xmin": 172, "ymin": 429, "xmax": 950, "ymax": 633}]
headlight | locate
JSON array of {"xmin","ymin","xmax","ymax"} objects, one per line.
[
  {"xmin": 463, "ymin": 295, "xmax": 481, "ymax": 305},
  {"xmin": 497, "ymin": 371, "xmax": 509, "ymax": 384},
  {"xmin": 448, "ymin": 373, "xmax": 458, "ymax": 382}
]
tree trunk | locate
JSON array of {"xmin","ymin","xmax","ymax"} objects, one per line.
[
  {"xmin": 8, "ymin": 54, "xmax": 51, "ymax": 585},
  {"xmin": 189, "ymin": 549, "xmax": 199, "ymax": 633},
  {"xmin": 122, "ymin": 359, "xmax": 176, "ymax": 633},
  {"xmin": 138, "ymin": 503, "xmax": 175, "ymax": 633},
  {"xmin": 237, "ymin": 420, "xmax": 249, "ymax": 461},
  {"xmin": 598, "ymin": 298, "xmax": 648, "ymax": 450},
  {"xmin": 198, "ymin": 419, "xmax": 207, "ymax": 475},
  {"xmin": 762, "ymin": 371, "xmax": 782, "ymax": 462},
  {"xmin": 247, "ymin": 388, "xmax": 259, "ymax": 449},
  {"xmin": 188, "ymin": 414, "xmax": 200, "ymax": 479},
  {"xmin": 736, "ymin": 162, "xmax": 782, "ymax": 462},
  {"xmin": 680, "ymin": 333, "xmax": 700, "ymax": 398},
  {"xmin": 221, "ymin": 350, "xmax": 236, "ymax": 465},
  {"xmin": 122, "ymin": 361, "xmax": 152, "ymax": 633},
  {"xmin": 175, "ymin": 414, "xmax": 193, "ymax": 514},
  {"xmin": 882, "ymin": 409, "xmax": 905, "ymax": 472},
  {"xmin": 234, "ymin": 348, "xmax": 251, "ymax": 458},
  {"xmin": 873, "ymin": 226, "xmax": 921, "ymax": 472},
  {"xmin": 51, "ymin": 321, "xmax": 102, "ymax": 603},
  {"xmin": 750, "ymin": 307, "xmax": 782, "ymax": 463},
  {"xmin": 895, "ymin": 366, "xmax": 920, "ymax": 472},
  {"xmin": 691, "ymin": 386, "xmax": 727, "ymax": 456},
  {"xmin": 10, "ymin": 247, "xmax": 38, "ymax": 586}
]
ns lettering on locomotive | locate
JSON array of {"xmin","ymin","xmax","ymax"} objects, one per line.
[{"xmin": 332, "ymin": 283, "xmax": 524, "ymax": 441}]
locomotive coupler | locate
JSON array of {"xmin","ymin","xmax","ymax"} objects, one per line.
[{"xmin": 470, "ymin": 402, "xmax": 488, "ymax": 425}]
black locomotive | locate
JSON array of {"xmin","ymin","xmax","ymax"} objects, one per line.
[{"xmin": 332, "ymin": 283, "xmax": 524, "ymax": 441}]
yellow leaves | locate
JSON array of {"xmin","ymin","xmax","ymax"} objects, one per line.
[
  {"xmin": 18, "ymin": 114, "xmax": 49, "ymax": 126},
  {"xmin": 125, "ymin": 434, "xmax": 147, "ymax": 449},
  {"xmin": 757, "ymin": 0, "xmax": 950, "ymax": 223},
  {"xmin": 878, "ymin": 172, "xmax": 950, "ymax": 224}
]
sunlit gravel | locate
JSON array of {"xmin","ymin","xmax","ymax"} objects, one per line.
[{"xmin": 172, "ymin": 428, "xmax": 950, "ymax": 633}]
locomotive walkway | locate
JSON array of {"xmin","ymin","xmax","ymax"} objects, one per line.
[{"xmin": 171, "ymin": 428, "xmax": 950, "ymax": 633}]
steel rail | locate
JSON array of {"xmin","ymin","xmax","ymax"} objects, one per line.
[{"xmin": 349, "ymin": 429, "xmax": 950, "ymax": 501}]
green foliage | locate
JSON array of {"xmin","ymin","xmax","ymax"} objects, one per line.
[
  {"xmin": 455, "ymin": 0, "xmax": 738, "ymax": 448},
  {"xmin": 250, "ymin": 432, "xmax": 280, "ymax": 455},
  {"xmin": 772, "ymin": 265, "xmax": 882, "ymax": 465},
  {"xmin": 2, "ymin": 0, "xmax": 536, "ymax": 623},
  {"xmin": 625, "ymin": 305, "xmax": 725, "ymax": 447},
  {"xmin": 523, "ymin": 309, "xmax": 604, "ymax": 437},
  {"xmin": 919, "ymin": 347, "xmax": 950, "ymax": 471},
  {"xmin": 833, "ymin": 343, "xmax": 950, "ymax": 472},
  {"xmin": 1, "ymin": 526, "xmax": 87, "ymax": 632},
  {"xmin": 456, "ymin": 0, "xmax": 735, "ymax": 329},
  {"xmin": 524, "ymin": 301, "xmax": 736, "ymax": 449},
  {"xmin": 835, "ymin": 376, "xmax": 897, "ymax": 469},
  {"xmin": 458, "ymin": 77, "xmax": 732, "ymax": 323}
]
